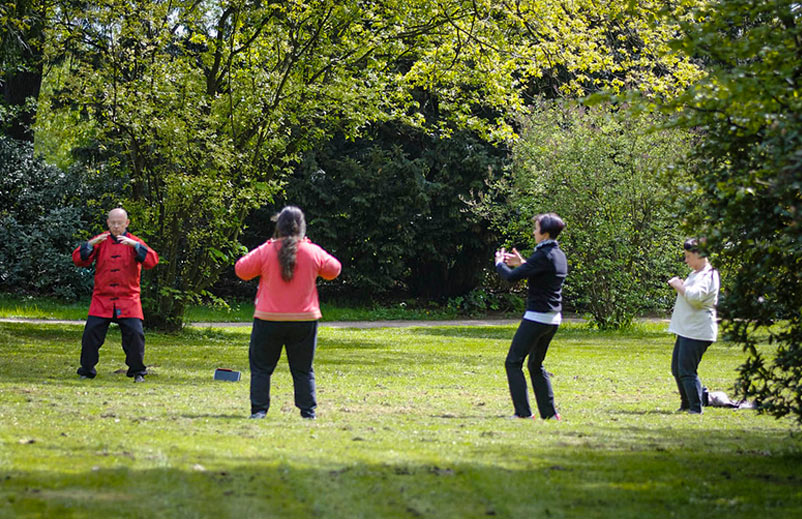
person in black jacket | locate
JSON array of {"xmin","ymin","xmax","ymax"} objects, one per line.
[{"xmin": 495, "ymin": 213, "xmax": 567, "ymax": 420}]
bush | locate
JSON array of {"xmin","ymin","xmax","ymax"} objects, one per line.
[
  {"xmin": 0, "ymin": 137, "xmax": 95, "ymax": 299},
  {"xmin": 490, "ymin": 101, "xmax": 696, "ymax": 328}
]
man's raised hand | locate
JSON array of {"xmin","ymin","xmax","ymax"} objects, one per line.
[
  {"xmin": 116, "ymin": 235, "xmax": 139, "ymax": 248},
  {"xmin": 88, "ymin": 233, "xmax": 110, "ymax": 246}
]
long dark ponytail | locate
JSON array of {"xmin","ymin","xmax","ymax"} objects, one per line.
[{"xmin": 273, "ymin": 206, "xmax": 306, "ymax": 282}]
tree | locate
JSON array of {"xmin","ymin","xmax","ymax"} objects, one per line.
[
  {"xmin": 398, "ymin": 0, "xmax": 705, "ymax": 139},
  {"xmin": 0, "ymin": 0, "xmax": 48, "ymax": 141},
  {"xmin": 665, "ymin": 0, "xmax": 802, "ymax": 424},
  {"xmin": 44, "ymin": 0, "xmax": 438, "ymax": 329},
  {"xmin": 235, "ymin": 0, "xmax": 708, "ymax": 305},
  {"xmin": 487, "ymin": 101, "xmax": 695, "ymax": 329}
]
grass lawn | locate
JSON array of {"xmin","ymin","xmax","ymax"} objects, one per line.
[
  {"xmin": 0, "ymin": 320, "xmax": 800, "ymax": 518},
  {"xmin": 0, "ymin": 293, "xmax": 461, "ymax": 322}
]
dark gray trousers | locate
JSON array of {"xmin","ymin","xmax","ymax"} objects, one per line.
[
  {"xmin": 249, "ymin": 319, "xmax": 318, "ymax": 417},
  {"xmin": 671, "ymin": 335, "xmax": 712, "ymax": 413},
  {"xmin": 505, "ymin": 319, "xmax": 559, "ymax": 419},
  {"xmin": 78, "ymin": 315, "xmax": 147, "ymax": 378}
]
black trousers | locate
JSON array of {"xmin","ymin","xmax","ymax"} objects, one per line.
[
  {"xmin": 505, "ymin": 319, "xmax": 559, "ymax": 418},
  {"xmin": 249, "ymin": 319, "xmax": 318, "ymax": 417},
  {"xmin": 671, "ymin": 335, "xmax": 711, "ymax": 413},
  {"xmin": 78, "ymin": 315, "xmax": 147, "ymax": 378}
]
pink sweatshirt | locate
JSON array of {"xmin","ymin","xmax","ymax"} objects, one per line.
[{"xmin": 235, "ymin": 238, "xmax": 342, "ymax": 321}]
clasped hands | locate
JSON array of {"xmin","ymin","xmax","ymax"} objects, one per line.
[{"xmin": 495, "ymin": 247, "xmax": 525, "ymax": 267}]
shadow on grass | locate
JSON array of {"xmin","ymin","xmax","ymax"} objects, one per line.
[
  {"xmin": 2, "ymin": 438, "xmax": 801, "ymax": 519},
  {"xmin": 413, "ymin": 326, "xmax": 516, "ymax": 340},
  {"xmin": 413, "ymin": 323, "xmax": 669, "ymax": 342},
  {"xmin": 178, "ymin": 413, "xmax": 246, "ymax": 420},
  {"xmin": 609, "ymin": 409, "xmax": 679, "ymax": 416}
]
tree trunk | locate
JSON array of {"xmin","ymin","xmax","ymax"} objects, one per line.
[
  {"xmin": 1, "ymin": 0, "xmax": 46, "ymax": 142},
  {"xmin": 2, "ymin": 69, "xmax": 42, "ymax": 142}
]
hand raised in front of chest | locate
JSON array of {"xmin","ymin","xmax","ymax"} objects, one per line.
[
  {"xmin": 505, "ymin": 248, "xmax": 526, "ymax": 267},
  {"xmin": 88, "ymin": 233, "xmax": 110, "ymax": 246},
  {"xmin": 116, "ymin": 235, "xmax": 139, "ymax": 248},
  {"xmin": 668, "ymin": 276, "xmax": 685, "ymax": 295}
]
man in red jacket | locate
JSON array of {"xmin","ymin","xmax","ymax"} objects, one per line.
[{"xmin": 72, "ymin": 208, "xmax": 159, "ymax": 382}]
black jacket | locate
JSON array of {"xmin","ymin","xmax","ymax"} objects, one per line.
[{"xmin": 496, "ymin": 241, "xmax": 567, "ymax": 313}]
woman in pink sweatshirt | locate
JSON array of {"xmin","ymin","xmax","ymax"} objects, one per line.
[{"xmin": 235, "ymin": 206, "xmax": 342, "ymax": 419}]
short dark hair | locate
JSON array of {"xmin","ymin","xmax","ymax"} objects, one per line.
[
  {"xmin": 683, "ymin": 238, "xmax": 708, "ymax": 256},
  {"xmin": 534, "ymin": 213, "xmax": 565, "ymax": 239}
]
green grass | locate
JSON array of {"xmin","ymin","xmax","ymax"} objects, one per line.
[
  {"xmin": 0, "ymin": 293, "xmax": 460, "ymax": 322},
  {"xmin": 0, "ymin": 294, "xmax": 89, "ymax": 321},
  {"xmin": 1, "ymin": 320, "xmax": 800, "ymax": 518},
  {"xmin": 185, "ymin": 300, "xmax": 460, "ymax": 322}
]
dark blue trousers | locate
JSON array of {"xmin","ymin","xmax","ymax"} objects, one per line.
[
  {"xmin": 249, "ymin": 319, "xmax": 318, "ymax": 418},
  {"xmin": 505, "ymin": 319, "xmax": 559, "ymax": 419},
  {"xmin": 671, "ymin": 335, "xmax": 711, "ymax": 413},
  {"xmin": 78, "ymin": 315, "xmax": 147, "ymax": 378}
]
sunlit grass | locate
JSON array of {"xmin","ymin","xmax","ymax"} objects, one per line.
[
  {"xmin": 1, "ymin": 320, "xmax": 800, "ymax": 518},
  {"xmin": 0, "ymin": 293, "xmax": 88, "ymax": 320},
  {"xmin": 0, "ymin": 293, "xmax": 461, "ymax": 323}
]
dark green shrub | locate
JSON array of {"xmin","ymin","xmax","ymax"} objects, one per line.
[
  {"xmin": 241, "ymin": 125, "xmax": 506, "ymax": 302},
  {"xmin": 0, "ymin": 137, "xmax": 95, "ymax": 299}
]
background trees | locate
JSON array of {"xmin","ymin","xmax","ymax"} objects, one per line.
[
  {"xmin": 4, "ymin": 0, "xmax": 705, "ymax": 328},
  {"xmin": 665, "ymin": 0, "xmax": 802, "ymax": 424},
  {"xmin": 258, "ymin": 124, "xmax": 507, "ymax": 302},
  {"xmin": 0, "ymin": 0, "xmax": 48, "ymax": 142}
]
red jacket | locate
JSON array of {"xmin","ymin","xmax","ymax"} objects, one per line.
[
  {"xmin": 235, "ymin": 238, "xmax": 341, "ymax": 321},
  {"xmin": 72, "ymin": 232, "xmax": 159, "ymax": 319}
]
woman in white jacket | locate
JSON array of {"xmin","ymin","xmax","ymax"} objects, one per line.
[{"xmin": 667, "ymin": 238, "xmax": 720, "ymax": 414}]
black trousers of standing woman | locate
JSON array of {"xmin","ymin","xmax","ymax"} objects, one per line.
[
  {"xmin": 249, "ymin": 319, "xmax": 318, "ymax": 418},
  {"xmin": 505, "ymin": 319, "xmax": 559, "ymax": 419}
]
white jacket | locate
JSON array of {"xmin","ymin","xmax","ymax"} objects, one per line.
[{"xmin": 668, "ymin": 264, "xmax": 720, "ymax": 342}]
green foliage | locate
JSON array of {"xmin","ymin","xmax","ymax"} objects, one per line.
[
  {"xmin": 253, "ymin": 125, "xmax": 506, "ymax": 301},
  {"xmin": 663, "ymin": 0, "xmax": 802, "ymax": 424},
  {"xmin": 445, "ymin": 287, "xmax": 525, "ymax": 317},
  {"xmin": 487, "ymin": 101, "xmax": 695, "ymax": 328},
  {"xmin": 0, "ymin": 137, "xmax": 96, "ymax": 299},
  {"xmin": 399, "ymin": 0, "xmax": 705, "ymax": 141}
]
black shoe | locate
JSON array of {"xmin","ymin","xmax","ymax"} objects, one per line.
[
  {"xmin": 134, "ymin": 374, "xmax": 145, "ymax": 383},
  {"xmin": 250, "ymin": 411, "xmax": 267, "ymax": 419},
  {"xmin": 79, "ymin": 375, "xmax": 91, "ymax": 380}
]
